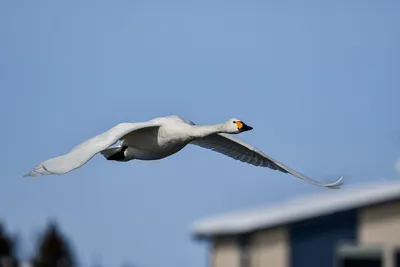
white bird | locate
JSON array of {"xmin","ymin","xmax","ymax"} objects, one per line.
[{"xmin": 24, "ymin": 115, "xmax": 343, "ymax": 188}]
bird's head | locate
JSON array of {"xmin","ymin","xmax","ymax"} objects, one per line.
[{"xmin": 223, "ymin": 118, "xmax": 253, "ymax": 134}]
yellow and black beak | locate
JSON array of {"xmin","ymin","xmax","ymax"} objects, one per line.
[{"xmin": 235, "ymin": 121, "xmax": 253, "ymax": 132}]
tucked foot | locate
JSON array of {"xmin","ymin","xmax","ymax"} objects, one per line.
[{"xmin": 101, "ymin": 146, "xmax": 129, "ymax": 162}]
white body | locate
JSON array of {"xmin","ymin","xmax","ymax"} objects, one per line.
[
  {"xmin": 119, "ymin": 116, "xmax": 196, "ymax": 160},
  {"xmin": 25, "ymin": 115, "xmax": 343, "ymax": 188}
]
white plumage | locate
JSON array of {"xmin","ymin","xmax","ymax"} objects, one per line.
[{"xmin": 25, "ymin": 115, "xmax": 343, "ymax": 188}]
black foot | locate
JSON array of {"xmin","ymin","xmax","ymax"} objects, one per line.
[{"xmin": 105, "ymin": 146, "xmax": 128, "ymax": 162}]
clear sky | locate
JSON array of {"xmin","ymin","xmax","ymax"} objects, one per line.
[{"xmin": 1, "ymin": 0, "xmax": 400, "ymax": 267}]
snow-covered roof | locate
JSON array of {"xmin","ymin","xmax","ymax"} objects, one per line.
[{"xmin": 191, "ymin": 181, "xmax": 400, "ymax": 238}]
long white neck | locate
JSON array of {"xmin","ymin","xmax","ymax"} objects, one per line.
[{"xmin": 188, "ymin": 123, "xmax": 225, "ymax": 138}]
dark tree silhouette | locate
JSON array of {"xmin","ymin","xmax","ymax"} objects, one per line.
[
  {"xmin": 0, "ymin": 220, "xmax": 133, "ymax": 267},
  {"xmin": 32, "ymin": 221, "xmax": 76, "ymax": 267},
  {"xmin": 0, "ymin": 222, "xmax": 18, "ymax": 267}
]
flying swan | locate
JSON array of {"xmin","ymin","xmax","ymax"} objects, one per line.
[{"xmin": 24, "ymin": 115, "xmax": 343, "ymax": 188}]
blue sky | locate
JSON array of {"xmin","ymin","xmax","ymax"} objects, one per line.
[{"xmin": 1, "ymin": 0, "xmax": 399, "ymax": 266}]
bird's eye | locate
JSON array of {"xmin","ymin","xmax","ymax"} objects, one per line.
[{"xmin": 232, "ymin": 121, "xmax": 236, "ymax": 124}]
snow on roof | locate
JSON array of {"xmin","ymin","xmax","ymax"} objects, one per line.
[{"xmin": 190, "ymin": 180, "xmax": 400, "ymax": 238}]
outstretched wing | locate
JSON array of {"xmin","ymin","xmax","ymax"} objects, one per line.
[
  {"xmin": 190, "ymin": 133, "xmax": 343, "ymax": 189},
  {"xmin": 24, "ymin": 121, "xmax": 161, "ymax": 177}
]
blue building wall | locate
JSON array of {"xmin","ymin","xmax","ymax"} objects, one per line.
[{"xmin": 289, "ymin": 210, "xmax": 357, "ymax": 267}]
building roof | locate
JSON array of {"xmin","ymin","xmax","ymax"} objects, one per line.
[{"xmin": 190, "ymin": 180, "xmax": 400, "ymax": 238}]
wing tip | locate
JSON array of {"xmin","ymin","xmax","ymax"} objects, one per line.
[
  {"xmin": 23, "ymin": 171, "xmax": 44, "ymax": 177},
  {"xmin": 23, "ymin": 163, "xmax": 53, "ymax": 177},
  {"xmin": 325, "ymin": 175, "xmax": 344, "ymax": 189}
]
